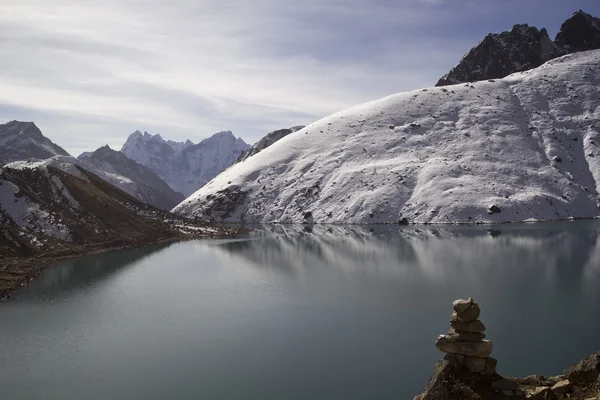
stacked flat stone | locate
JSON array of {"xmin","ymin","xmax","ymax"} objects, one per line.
[{"xmin": 435, "ymin": 298, "xmax": 497, "ymax": 375}]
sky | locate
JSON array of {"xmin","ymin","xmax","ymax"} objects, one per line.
[{"xmin": 1, "ymin": 0, "xmax": 600, "ymax": 156}]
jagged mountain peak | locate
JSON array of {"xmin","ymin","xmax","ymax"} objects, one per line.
[
  {"xmin": 555, "ymin": 9, "xmax": 600, "ymax": 53},
  {"xmin": 437, "ymin": 22, "xmax": 560, "ymax": 86},
  {"xmin": 436, "ymin": 10, "xmax": 600, "ymax": 87},
  {"xmin": 121, "ymin": 129, "xmax": 250, "ymax": 196}
]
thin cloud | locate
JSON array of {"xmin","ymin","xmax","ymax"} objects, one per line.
[{"xmin": 1, "ymin": 0, "xmax": 598, "ymax": 154}]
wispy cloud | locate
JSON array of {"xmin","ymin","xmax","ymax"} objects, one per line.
[{"xmin": 0, "ymin": 0, "xmax": 598, "ymax": 155}]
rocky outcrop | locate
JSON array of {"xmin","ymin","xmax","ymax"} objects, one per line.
[
  {"xmin": 437, "ymin": 25, "xmax": 561, "ymax": 86},
  {"xmin": 436, "ymin": 10, "xmax": 600, "ymax": 86},
  {"xmin": 235, "ymin": 126, "xmax": 305, "ymax": 163},
  {"xmin": 555, "ymin": 10, "xmax": 600, "ymax": 53},
  {"xmin": 415, "ymin": 298, "xmax": 600, "ymax": 400}
]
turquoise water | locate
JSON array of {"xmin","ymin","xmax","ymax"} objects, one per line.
[{"xmin": 1, "ymin": 222, "xmax": 599, "ymax": 399}]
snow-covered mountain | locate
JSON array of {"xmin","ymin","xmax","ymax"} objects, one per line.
[
  {"xmin": 236, "ymin": 126, "xmax": 305, "ymax": 163},
  {"xmin": 436, "ymin": 10, "xmax": 600, "ymax": 86},
  {"xmin": 121, "ymin": 130, "xmax": 249, "ymax": 196},
  {"xmin": 0, "ymin": 121, "xmax": 69, "ymax": 165},
  {"xmin": 173, "ymin": 50, "xmax": 600, "ymax": 224},
  {"xmin": 79, "ymin": 145, "xmax": 184, "ymax": 210}
]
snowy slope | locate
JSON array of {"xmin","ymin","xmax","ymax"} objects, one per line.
[
  {"xmin": 0, "ymin": 121, "xmax": 70, "ymax": 164},
  {"xmin": 174, "ymin": 50, "xmax": 600, "ymax": 224},
  {"xmin": 121, "ymin": 130, "xmax": 249, "ymax": 196},
  {"xmin": 79, "ymin": 145, "xmax": 184, "ymax": 210}
]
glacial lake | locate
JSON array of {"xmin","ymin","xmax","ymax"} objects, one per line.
[{"xmin": 1, "ymin": 222, "xmax": 600, "ymax": 399}]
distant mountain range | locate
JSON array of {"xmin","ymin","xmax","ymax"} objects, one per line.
[
  {"xmin": 3, "ymin": 9, "xmax": 600, "ymax": 236},
  {"xmin": 437, "ymin": 10, "xmax": 600, "ymax": 86},
  {"xmin": 121, "ymin": 130, "xmax": 250, "ymax": 197},
  {"xmin": 0, "ymin": 121, "xmax": 255, "ymax": 210}
]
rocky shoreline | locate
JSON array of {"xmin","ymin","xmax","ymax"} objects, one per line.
[
  {"xmin": 415, "ymin": 299, "xmax": 600, "ymax": 399},
  {"xmin": 0, "ymin": 224, "xmax": 247, "ymax": 302}
]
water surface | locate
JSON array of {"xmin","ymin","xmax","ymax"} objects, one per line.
[{"xmin": 1, "ymin": 222, "xmax": 599, "ymax": 399}]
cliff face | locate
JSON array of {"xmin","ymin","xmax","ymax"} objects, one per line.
[
  {"xmin": 555, "ymin": 10, "xmax": 600, "ymax": 52},
  {"xmin": 436, "ymin": 10, "xmax": 600, "ymax": 87},
  {"xmin": 437, "ymin": 25, "xmax": 561, "ymax": 86}
]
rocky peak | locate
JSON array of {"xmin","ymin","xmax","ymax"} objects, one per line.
[
  {"xmin": 236, "ymin": 125, "xmax": 305, "ymax": 163},
  {"xmin": 436, "ymin": 10, "xmax": 600, "ymax": 87},
  {"xmin": 0, "ymin": 120, "xmax": 70, "ymax": 164},
  {"xmin": 436, "ymin": 23, "xmax": 561, "ymax": 86},
  {"xmin": 121, "ymin": 129, "xmax": 249, "ymax": 197},
  {"xmin": 555, "ymin": 10, "xmax": 600, "ymax": 52},
  {"xmin": 90, "ymin": 144, "xmax": 119, "ymax": 160}
]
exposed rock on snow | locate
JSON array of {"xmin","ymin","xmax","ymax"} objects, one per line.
[
  {"xmin": 121, "ymin": 130, "xmax": 249, "ymax": 196},
  {"xmin": 555, "ymin": 10, "xmax": 600, "ymax": 53},
  {"xmin": 78, "ymin": 145, "xmax": 184, "ymax": 210},
  {"xmin": 174, "ymin": 50, "xmax": 600, "ymax": 224},
  {"xmin": 436, "ymin": 10, "xmax": 600, "ymax": 86},
  {"xmin": 236, "ymin": 126, "xmax": 305, "ymax": 163},
  {"xmin": 0, "ymin": 121, "xmax": 69, "ymax": 164},
  {"xmin": 437, "ymin": 24, "xmax": 561, "ymax": 86}
]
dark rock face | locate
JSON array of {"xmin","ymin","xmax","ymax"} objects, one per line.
[
  {"xmin": 437, "ymin": 25, "xmax": 561, "ymax": 86},
  {"xmin": 236, "ymin": 126, "xmax": 305, "ymax": 163},
  {"xmin": 0, "ymin": 121, "xmax": 70, "ymax": 163},
  {"xmin": 436, "ymin": 10, "xmax": 600, "ymax": 87},
  {"xmin": 415, "ymin": 354, "xmax": 495, "ymax": 400},
  {"xmin": 555, "ymin": 10, "xmax": 600, "ymax": 53},
  {"xmin": 566, "ymin": 352, "xmax": 600, "ymax": 384}
]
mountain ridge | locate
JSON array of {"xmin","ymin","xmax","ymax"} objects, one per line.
[
  {"xmin": 79, "ymin": 145, "xmax": 184, "ymax": 210},
  {"xmin": 121, "ymin": 129, "xmax": 250, "ymax": 196},
  {"xmin": 436, "ymin": 10, "xmax": 600, "ymax": 86}
]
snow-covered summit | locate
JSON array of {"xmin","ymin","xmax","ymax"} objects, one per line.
[
  {"xmin": 121, "ymin": 129, "xmax": 249, "ymax": 196},
  {"xmin": 173, "ymin": 50, "xmax": 600, "ymax": 224},
  {"xmin": 0, "ymin": 121, "xmax": 70, "ymax": 165}
]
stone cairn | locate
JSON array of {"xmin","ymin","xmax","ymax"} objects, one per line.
[{"xmin": 435, "ymin": 298, "xmax": 497, "ymax": 375}]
